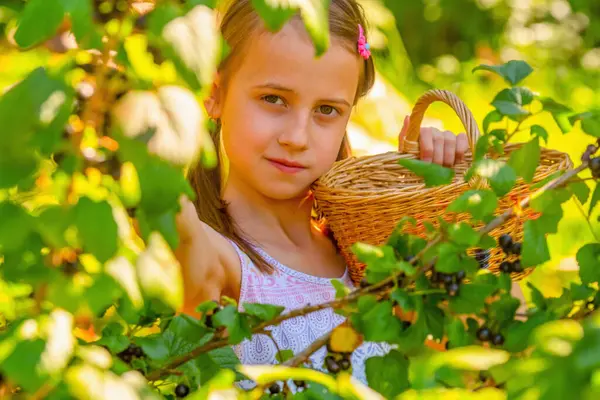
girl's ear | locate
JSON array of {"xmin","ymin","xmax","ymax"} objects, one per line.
[{"xmin": 204, "ymin": 73, "xmax": 224, "ymax": 119}]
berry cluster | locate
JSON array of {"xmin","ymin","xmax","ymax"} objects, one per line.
[
  {"xmin": 324, "ymin": 352, "xmax": 352, "ymax": 374},
  {"xmin": 117, "ymin": 343, "xmax": 144, "ymax": 364},
  {"xmin": 431, "ymin": 269, "xmax": 466, "ymax": 297},
  {"xmin": 174, "ymin": 383, "xmax": 190, "ymax": 398},
  {"xmin": 477, "ymin": 327, "xmax": 504, "ymax": 346},
  {"xmin": 498, "ymin": 234, "xmax": 523, "ymax": 274}
]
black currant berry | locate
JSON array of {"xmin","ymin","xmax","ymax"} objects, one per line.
[
  {"xmin": 205, "ymin": 314, "xmax": 213, "ymax": 328},
  {"xmin": 512, "ymin": 260, "xmax": 523, "ymax": 273},
  {"xmin": 404, "ymin": 255, "xmax": 414, "ymax": 262},
  {"xmin": 500, "ymin": 261, "xmax": 512, "ymax": 274},
  {"xmin": 442, "ymin": 274, "xmax": 454, "ymax": 285},
  {"xmin": 325, "ymin": 356, "xmax": 340, "ymax": 374},
  {"xmin": 126, "ymin": 207, "xmax": 137, "ymax": 218},
  {"xmin": 511, "ymin": 242, "xmax": 522, "ymax": 256},
  {"xmin": 63, "ymin": 261, "xmax": 79, "ymax": 275},
  {"xmin": 446, "ymin": 282, "xmax": 460, "ymax": 297},
  {"xmin": 339, "ymin": 358, "xmax": 351, "ymax": 371},
  {"xmin": 175, "ymin": 383, "xmax": 190, "ymax": 398},
  {"xmin": 456, "ymin": 270, "xmax": 466, "ymax": 282},
  {"xmin": 498, "ymin": 234, "xmax": 513, "ymax": 252},
  {"xmin": 590, "ymin": 157, "xmax": 600, "ymax": 178},
  {"xmin": 477, "ymin": 327, "xmax": 492, "ymax": 342},
  {"xmin": 402, "ymin": 320, "xmax": 412, "ymax": 330},
  {"xmin": 132, "ymin": 345, "xmax": 144, "ymax": 358},
  {"xmin": 268, "ymin": 383, "xmax": 281, "ymax": 395},
  {"xmin": 294, "ymin": 380, "xmax": 306, "ymax": 389},
  {"xmin": 119, "ymin": 352, "xmax": 132, "ymax": 363},
  {"xmin": 492, "ymin": 334, "xmax": 505, "ymax": 346}
]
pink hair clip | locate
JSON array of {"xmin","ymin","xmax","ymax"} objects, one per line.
[{"xmin": 357, "ymin": 24, "xmax": 371, "ymax": 60}]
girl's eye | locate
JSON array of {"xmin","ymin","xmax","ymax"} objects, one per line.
[
  {"xmin": 262, "ymin": 95, "xmax": 283, "ymax": 105},
  {"xmin": 318, "ymin": 105, "xmax": 337, "ymax": 116}
]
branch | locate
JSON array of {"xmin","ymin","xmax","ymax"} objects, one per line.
[
  {"xmin": 283, "ymin": 331, "xmax": 332, "ymax": 368},
  {"xmin": 147, "ymin": 160, "xmax": 591, "ymax": 381}
]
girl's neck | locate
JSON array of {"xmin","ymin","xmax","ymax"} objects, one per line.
[{"xmin": 223, "ymin": 174, "xmax": 317, "ymax": 251}]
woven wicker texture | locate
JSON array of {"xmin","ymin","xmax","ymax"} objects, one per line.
[{"xmin": 313, "ymin": 90, "xmax": 573, "ymax": 284}]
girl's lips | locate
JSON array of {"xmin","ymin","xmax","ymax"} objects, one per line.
[{"xmin": 267, "ymin": 158, "xmax": 307, "ymax": 174}]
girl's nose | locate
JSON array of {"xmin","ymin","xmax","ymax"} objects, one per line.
[{"xmin": 277, "ymin": 110, "xmax": 310, "ymax": 150}]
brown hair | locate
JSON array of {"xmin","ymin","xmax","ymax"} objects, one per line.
[{"xmin": 187, "ymin": 0, "xmax": 376, "ymax": 273}]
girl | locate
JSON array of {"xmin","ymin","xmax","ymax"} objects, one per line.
[{"xmin": 175, "ymin": 0, "xmax": 470, "ymax": 386}]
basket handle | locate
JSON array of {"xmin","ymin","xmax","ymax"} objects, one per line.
[{"xmin": 399, "ymin": 89, "xmax": 480, "ymax": 161}]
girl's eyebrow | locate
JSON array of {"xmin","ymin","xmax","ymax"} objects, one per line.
[{"xmin": 255, "ymin": 83, "xmax": 351, "ymax": 108}]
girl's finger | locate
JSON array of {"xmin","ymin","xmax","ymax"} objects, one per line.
[
  {"xmin": 443, "ymin": 131, "xmax": 457, "ymax": 167},
  {"xmin": 455, "ymin": 133, "xmax": 469, "ymax": 164},
  {"xmin": 432, "ymin": 129, "xmax": 445, "ymax": 165},
  {"xmin": 419, "ymin": 127, "xmax": 434, "ymax": 162},
  {"xmin": 398, "ymin": 115, "xmax": 410, "ymax": 151}
]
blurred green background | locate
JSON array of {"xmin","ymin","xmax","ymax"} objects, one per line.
[{"xmin": 1, "ymin": 0, "xmax": 598, "ymax": 298}]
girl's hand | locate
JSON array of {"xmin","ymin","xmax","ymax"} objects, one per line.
[{"xmin": 398, "ymin": 115, "xmax": 469, "ymax": 167}]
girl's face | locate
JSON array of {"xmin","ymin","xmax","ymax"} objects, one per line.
[{"xmin": 214, "ymin": 20, "xmax": 361, "ymax": 200}]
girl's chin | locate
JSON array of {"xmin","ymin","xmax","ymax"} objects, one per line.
[{"xmin": 258, "ymin": 182, "xmax": 313, "ymax": 202}]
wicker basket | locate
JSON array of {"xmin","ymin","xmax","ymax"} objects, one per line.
[{"xmin": 313, "ymin": 89, "xmax": 572, "ymax": 284}]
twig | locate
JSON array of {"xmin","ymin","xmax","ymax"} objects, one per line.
[
  {"xmin": 146, "ymin": 160, "xmax": 591, "ymax": 381},
  {"xmin": 283, "ymin": 331, "xmax": 332, "ymax": 368}
]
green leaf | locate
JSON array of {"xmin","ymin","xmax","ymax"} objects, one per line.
[
  {"xmin": 540, "ymin": 97, "xmax": 573, "ymax": 133},
  {"xmin": 474, "ymin": 135, "xmax": 491, "ymax": 161},
  {"xmin": 331, "ymin": 279, "xmax": 351, "ymax": 298},
  {"xmin": 74, "ymin": 197, "xmax": 118, "ymax": 262},
  {"xmin": 491, "ymin": 88, "xmax": 532, "ymax": 119},
  {"xmin": 530, "ymin": 125, "xmax": 549, "ymax": 142},
  {"xmin": 570, "ymin": 283, "xmax": 595, "ymax": 301},
  {"xmin": 14, "ymin": 0, "xmax": 65, "ymax": 48},
  {"xmin": 504, "ymin": 312, "xmax": 550, "ymax": 352},
  {"xmin": 136, "ymin": 208, "xmax": 179, "ymax": 250},
  {"xmin": 2, "ymin": 339, "xmax": 47, "ymax": 392},
  {"xmin": 590, "ymin": 184, "xmax": 600, "ymax": 215},
  {"xmin": 214, "ymin": 305, "xmax": 252, "ymax": 345},
  {"xmin": 488, "ymin": 295, "xmax": 520, "ymax": 326},
  {"xmin": 113, "ymin": 86, "xmax": 208, "ymax": 166},
  {"xmin": 473, "ymin": 60, "xmax": 533, "ymax": 86},
  {"xmin": 435, "ymin": 243, "xmax": 461, "ymax": 274},
  {"xmin": 570, "ymin": 110, "xmax": 600, "ymax": 138},
  {"xmin": 392, "ymin": 289, "xmax": 415, "ymax": 311},
  {"xmin": 251, "ymin": 0, "xmax": 297, "ymax": 30},
  {"xmin": 527, "ymin": 282, "xmax": 547, "ymax": 311},
  {"xmin": 509, "ymin": 138, "xmax": 540, "ymax": 182},
  {"xmin": 59, "ymin": 0, "xmax": 100, "ymax": 48},
  {"xmin": 398, "ymin": 159, "xmax": 455, "ymax": 187},
  {"xmin": 243, "ymin": 303, "xmax": 284, "ymax": 321},
  {"xmin": 136, "ymin": 232, "xmax": 184, "ymax": 311},
  {"xmin": 471, "ymin": 159, "xmax": 516, "ymax": 197},
  {"xmin": 275, "ymin": 349, "xmax": 294, "ymax": 363},
  {"xmin": 521, "ymin": 219, "xmax": 551, "ymax": 268},
  {"xmin": 161, "ymin": 5, "xmax": 222, "ymax": 88},
  {"xmin": 95, "ymin": 323, "xmax": 129, "ymax": 353},
  {"xmin": 0, "ymin": 202, "xmax": 34, "ymax": 253},
  {"xmin": 449, "ymin": 283, "xmax": 497, "ymax": 314},
  {"xmin": 366, "ymin": 350, "xmax": 410, "ymax": 398},
  {"xmin": 251, "ymin": 0, "xmax": 331, "ymax": 56},
  {"xmin": 448, "ymin": 223, "xmax": 480, "ymax": 247},
  {"xmin": 351, "ymin": 296, "xmax": 403, "ymax": 343},
  {"xmin": 570, "ymin": 180, "xmax": 591, "ymax": 204},
  {"xmin": 482, "ymin": 110, "xmax": 503, "ymax": 134},
  {"xmin": 448, "ymin": 190, "xmax": 498, "ymax": 222},
  {"xmin": 577, "ymin": 244, "xmax": 600, "ymax": 286},
  {"xmin": 446, "ymin": 318, "xmax": 473, "ymax": 348}
]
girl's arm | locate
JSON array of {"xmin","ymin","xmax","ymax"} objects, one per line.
[{"xmin": 174, "ymin": 197, "xmax": 241, "ymax": 317}]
